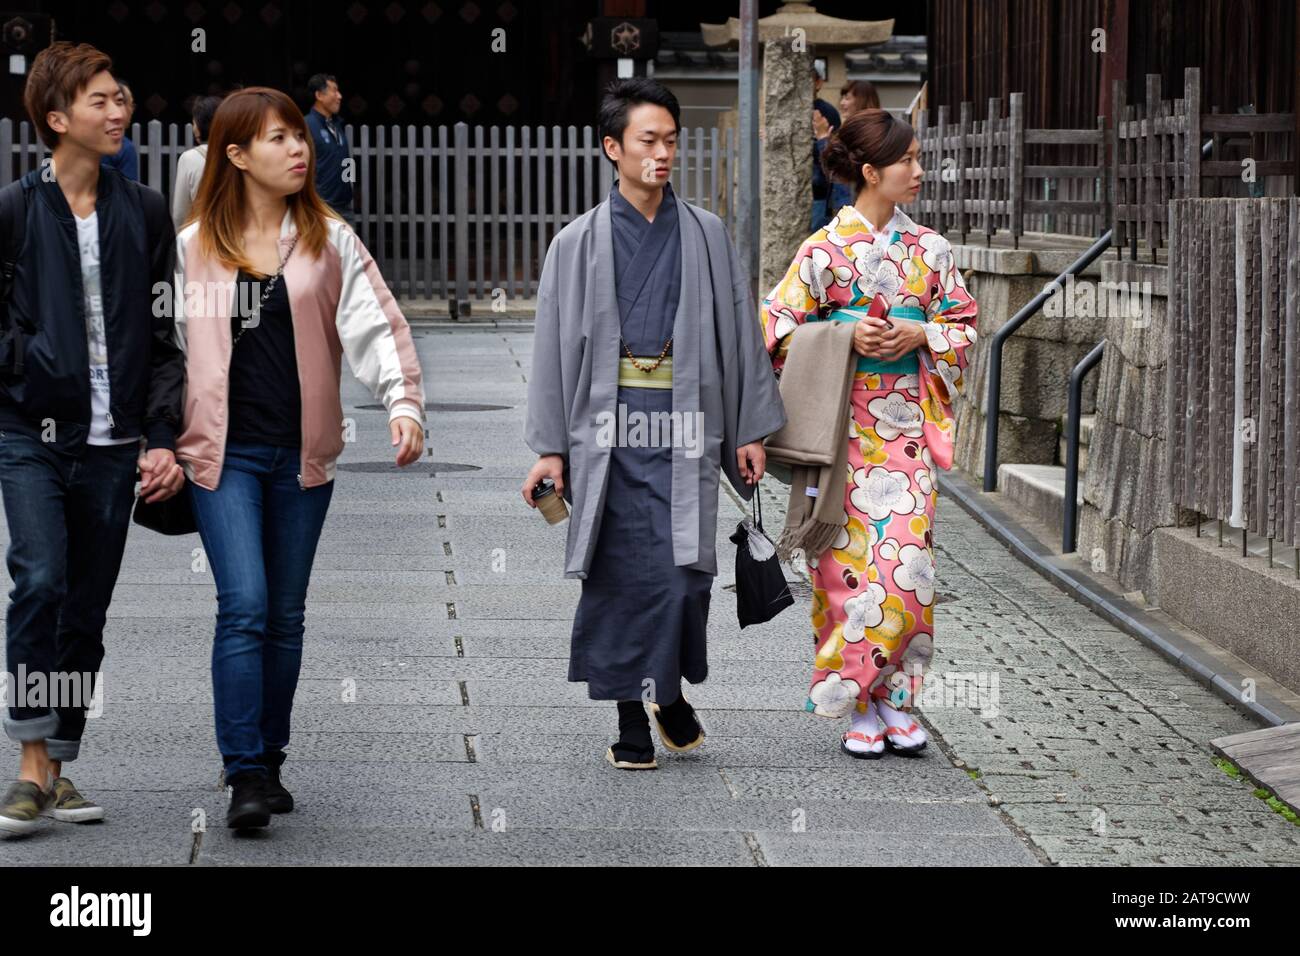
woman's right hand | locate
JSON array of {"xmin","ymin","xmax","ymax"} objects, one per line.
[
  {"xmin": 522, "ymin": 454, "xmax": 565, "ymax": 508},
  {"xmin": 853, "ymin": 316, "xmax": 892, "ymax": 358}
]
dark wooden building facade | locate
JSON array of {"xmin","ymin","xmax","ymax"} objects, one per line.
[
  {"xmin": 927, "ymin": 0, "xmax": 1296, "ymax": 128},
  {"xmin": 1, "ymin": 1, "xmax": 925, "ymax": 128}
]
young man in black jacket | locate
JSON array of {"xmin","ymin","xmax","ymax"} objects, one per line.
[{"xmin": 0, "ymin": 42, "xmax": 186, "ymax": 836}]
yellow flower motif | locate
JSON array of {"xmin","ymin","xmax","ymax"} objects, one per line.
[
  {"xmin": 830, "ymin": 214, "xmax": 860, "ymax": 242},
  {"xmin": 811, "ymin": 587, "xmax": 829, "ymax": 631},
  {"xmin": 853, "ymin": 422, "xmax": 890, "ymax": 465},
  {"xmin": 831, "ymin": 516, "xmax": 872, "ymax": 573},
  {"xmin": 903, "ymin": 254, "xmax": 929, "ymax": 295},
  {"xmin": 864, "ymin": 594, "xmax": 916, "ymax": 652},
  {"xmin": 780, "ymin": 283, "xmax": 817, "ymax": 312},
  {"xmin": 814, "ymin": 623, "xmax": 846, "ymax": 671},
  {"xmin": 909, "ymin": 514, "xmax": 930, "ymax": 537},
  {"xmin": 922, "ymin": 604, "xmax": 933, "ymax": 627},
  {"xmin": 919, "ymin": 396, "xmax": 953, "ymax": 432}
]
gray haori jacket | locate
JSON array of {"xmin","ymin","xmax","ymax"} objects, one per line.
[{"xmin": 525, "ymin": 194, "xmax": 787, "ymax": 579}]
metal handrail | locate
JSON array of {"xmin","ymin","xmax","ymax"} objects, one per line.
[
  {"xmin": 983, "ymin": 136, "xmax": 1215, "ymax": 494},
  {"xmin": 1063, "ymin": 339, "xmax": 1106, "ymax": 552},
  {"xmin": 982, "ymin": 230, "xmax": 1113, "ymax": 491}
]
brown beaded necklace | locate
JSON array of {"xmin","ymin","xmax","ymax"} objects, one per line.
[{"xmin": 621, "ymin": 334, "xmax": 672, "ymax": 372}]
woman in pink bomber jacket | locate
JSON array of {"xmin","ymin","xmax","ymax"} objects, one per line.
[{"xmin": 171, "ymin": 87, "xmax": 426, "ymax": 830}]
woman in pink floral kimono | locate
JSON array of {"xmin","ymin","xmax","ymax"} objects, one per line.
[{"xmin": 760, "ymin": 109, "xmax": 978, "ymax": 759}]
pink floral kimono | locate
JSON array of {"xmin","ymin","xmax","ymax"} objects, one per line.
[{"xmin": 760, "ymin": 204, "xmax": 978, "ymax": 719}]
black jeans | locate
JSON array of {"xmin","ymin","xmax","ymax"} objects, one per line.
[{"xmin": 0, "ymin": 429, "xmax": 139, "ymax": 760}]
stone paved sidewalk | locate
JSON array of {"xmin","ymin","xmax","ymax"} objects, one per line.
[{"xmin": 0, "ymin": 327, "xmax": 1295, "ymax": 865}]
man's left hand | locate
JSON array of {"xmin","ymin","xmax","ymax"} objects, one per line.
[{"xmin": 737, "ymin": 441, "xmax": 766, "ymax": 485}]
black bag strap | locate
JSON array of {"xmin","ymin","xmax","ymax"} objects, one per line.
[
  {"xmin": 0, "ymin": 179, "xmax": 30, "ymax": 376},
  {"xmin": 0, "ymin": 179, "xmax": 28, "ymax": 306},
  {"xmin": 751, "ymin": 478, "xmax": 763, "ymax": 531}
]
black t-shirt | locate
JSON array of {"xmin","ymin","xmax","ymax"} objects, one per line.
[{"xmin": 227, "ymin": 269, "xmax": 302, "ymax": 448}]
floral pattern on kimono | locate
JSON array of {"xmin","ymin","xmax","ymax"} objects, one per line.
[{"xmin": 760, "ymin": 205, "xmax": 978, "ymax": 719}]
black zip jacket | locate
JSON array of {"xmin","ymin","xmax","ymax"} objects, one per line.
[{"xmin": 0, "ymin": 166, "xmax": 183, "ymax": 454}]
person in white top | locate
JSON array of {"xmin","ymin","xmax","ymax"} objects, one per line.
[{"xmin": 170, "ymin": 94, "xmax": 223, "ymax": 229}]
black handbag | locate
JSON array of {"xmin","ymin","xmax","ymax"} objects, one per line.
[
  {"xmin": 729, "ymin": 481, "xmax": 794, "ymax": 628},
  {"xmin": 132, "ymin": 480, "xmax": 198, "ymax": 535}
]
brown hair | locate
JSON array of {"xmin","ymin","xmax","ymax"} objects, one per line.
[
  {"xmin": 188, "ymin": 86, "xmax": 338, "ymax": 274},
  {"xmin": 821, "ymin": 109, "xmax": 916, "ymax": 194},
  {"xmin": 23, "ymin": 41, "xmax": 115, "ymax": 149},
  {"xmin": 839, "ymin": 79, "xmax": 881, "ymax": 112}
]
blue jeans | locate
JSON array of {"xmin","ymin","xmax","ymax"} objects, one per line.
[
  {"xmin": 0, "ymin": 430, "xmax": 139, "ymax": 760},
  {"xmin": 188, "ymin": 442, "xmax": 333, "ymax": 781}
]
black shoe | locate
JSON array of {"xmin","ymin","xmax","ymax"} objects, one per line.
[
  {"xmin": 260, "ymin": 753, "xmax": 294, "ymax": 814},
  {"xmin": 226, "ymin": 772, "xmax": 271, "ymax": 829}
]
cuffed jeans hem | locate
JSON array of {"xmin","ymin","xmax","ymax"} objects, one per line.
[
  {"xmin": 223, "ymin": 755, "xmax": 270, "ymax": 781},
  {"xmin": 44, "ymin": 738, "xmax": 81, "ymax": 761},
  {"xmin": 3, "ymin": 712, "xmax": 59, "ymax": 742}
]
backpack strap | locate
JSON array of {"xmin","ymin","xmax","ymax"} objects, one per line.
[{"xmin": 0, "ymin": 179, "xmax": 30, "ymax": 376}]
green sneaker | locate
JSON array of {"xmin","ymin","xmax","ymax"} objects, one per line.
[
  {"xmin": 0, "ymin": 780, "xmax": 50, "ymax": 837},
  {"xmin": 45, "ymin": 777, "xmax": 105, "ymax": 823}
]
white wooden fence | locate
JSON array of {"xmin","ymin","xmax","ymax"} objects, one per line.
[{"xmin": 0, "ymin": 117, "xmax": 738, "ymax": 302}]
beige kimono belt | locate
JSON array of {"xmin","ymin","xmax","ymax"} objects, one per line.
[{"xmin": 617, "ymin": 356, "xmax": 673, "ymax": 389}]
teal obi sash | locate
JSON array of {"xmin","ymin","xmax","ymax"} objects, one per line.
[{"xmin": 825, "ymin": 305, "xmax": 927, "ymax": 374}]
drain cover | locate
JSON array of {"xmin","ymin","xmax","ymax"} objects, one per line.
[
  {"xmin": 336, "ymin": 461, "xmax": 482, "ymax": 475},
  {"xmin": 353, "ymin": 402, "xmax": 512, "ymax": 412}
]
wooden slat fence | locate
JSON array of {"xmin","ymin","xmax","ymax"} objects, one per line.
[
  {"xmin": 1167, "ymin": 196, "xmax": 1300, "ymax": 555},
  {"xmin": 0, "ymin": 118, "xmax": 737, "ymax": 302}
]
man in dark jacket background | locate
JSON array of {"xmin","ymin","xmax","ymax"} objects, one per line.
[
  {"xmin": 0, "ymin": 41, "xmax": 185, "ymax": 836},
  {"xmin": 304, "ymin": 73, "xmax": 355, "ymax": 225}
]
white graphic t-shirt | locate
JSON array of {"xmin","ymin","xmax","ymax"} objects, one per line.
[{"xmin": 75, "ymin": 211, "xmax": 137, "ymax": 446}]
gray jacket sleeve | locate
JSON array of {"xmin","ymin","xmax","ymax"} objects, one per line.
[
  {"xmin": 523, "ymin": 244, "xmax": 570, "ymax": 458},
  {"xmin": 726, "ymin": 229, "xmax": 788, "ymax": 450}
]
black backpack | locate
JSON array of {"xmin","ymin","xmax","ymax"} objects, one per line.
[{"xmin": 0, "ymin": 178, "xmax": 33, "ymax": 377}]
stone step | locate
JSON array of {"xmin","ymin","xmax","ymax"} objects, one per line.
[
  {"xmin": 997, "ymin": 463, "xmax": 1084, "ymax": 541},
  {"xmin": 1057, "ymin": 413, "xmax": 1095, "ymax": 470}
]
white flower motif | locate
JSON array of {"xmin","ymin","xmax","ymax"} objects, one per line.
[
  {"xmin": 900, "ymin": 633, "xmax": 934, "ymax": 667},
  {"xmin": 851, "ymin": 467, "xmax": 915, "ymax": 521},
  {"xmin": 916, "ymin": 468, "xmax": 933, "ymax": 496},
  {"xmin": 936, "ymin": 357, "xmax": 961, "ymax": 395},
  {"xmin": 809, "ymin": 673, "xmax": 861, "ymax": 718},
  {"xmin": 878, "ymin": 536, "xmax": 900, "ymax": 560},
  {"xmin": 867, "ymin": 393, "xmax": 923, "ymax": 441},
  {"xmin": 842, "ymin": 583, "xmax": 888, "ymax": 643},
  {"xmin": 799, "ymin": 246, "xmax": 851, "ymax": 297},
  {"xmin": 767, "ymin": 305, "xmax": 799, "ymax": 342},
  {"xmin": 923, "ymin": 322, "xmax": 952, "ymax": 354},
  {"xmin": 917, "ymin": 231, "xmax": 952, "ymax": 275},
  {"xmin": 863, "ymin": 261, "xmax": 903, "ymax": 301},
  {"xmin": 848, "ymin": 239, "xmax": 880, "ymax": 274},
  {"xmin": 892, "ymin": 543, "xmax": 936, "ymax": 606}
]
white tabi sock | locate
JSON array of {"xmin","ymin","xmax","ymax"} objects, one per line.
[
  {"xmin": 843, "ymin": 699, "xmax": 886, "ymax": 755},
  {"xmin": 875, "ymin": 699, "xmax": 928, "ymax": 747}
]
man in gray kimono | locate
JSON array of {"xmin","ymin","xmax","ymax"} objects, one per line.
[{"xmin": 522, "ymin": 78, "xmax": 787, "ymax": 770}]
